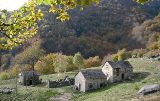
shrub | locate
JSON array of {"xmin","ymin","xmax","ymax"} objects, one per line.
[
  {"xmin": 0, "ymin": 72, "xmax": 10, "ymax": 80},
  {"xmin": 35, "ymin": 53, "xmax": 57, "ymax": 74},
  {"xmin": 10, "ymin": 65, "xmax": 21, "ymax": 77},
  {"xmin": 84, "ymin": 56, "xmax": 101, "ymax": 68},
  {"xmin": 73, "ymin": 52, "xmax": 84, "ymax": 70},
  {"xmin": 112, "ymin": 49, "xmax": 127, "ymax": 61},
  {"xmin": 147, "ymin": 42, "xmax": 159, "ymax": 50},
  {"xmin": 66, "ymin": 56, "xmax": 77, "ymax": 71},
  {"xmin": 35, "ymin": 53, "xmax": 77, "ymax": 74}
]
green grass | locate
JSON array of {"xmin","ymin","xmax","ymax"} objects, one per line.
[
  {"xmin": 0, "ymin": 58, "xmax": 160, "ymax": 101},
  {"xmin": 70, "ymin": 58, "xmax": 160, "ymax": 101}
]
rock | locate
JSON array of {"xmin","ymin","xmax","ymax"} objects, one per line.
[{"xmin": 137, "ymin": 84, "xmax": 160, "ymax": 96}]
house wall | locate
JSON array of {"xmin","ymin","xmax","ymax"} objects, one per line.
[
  {"xmin": 85, "ymin": 78, "xmax": 107, "ymax": 91},
  {"xmin": 102, "ymin": 62, "xmax": 114, "ymax": 83},
  {"xmin": 102, "ymin": 62, "xmax": 133, "ymax": 83},
  {"xmin": 112, "ymin": 67, "xmax": 133, "ymax": 82},
  {"xmin": 19, "ymin": 74, "xmax": 40, "ymax": 86},
  {"xmin": 75, "ymin": 72, "xmax": 86, "ymax": 92}
]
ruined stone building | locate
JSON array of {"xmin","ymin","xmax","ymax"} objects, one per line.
[{"xmin": 18, "ymin": 71, "xmax": 41, "ymax": 86}]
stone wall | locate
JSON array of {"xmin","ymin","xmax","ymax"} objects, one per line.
[
  {"xmin": 0, "ymin": 87, "xmax": 15, "ymax": 94},
  {"xmin": 47, "ymin": 78, "xmax": 74, "ymax": 88}
]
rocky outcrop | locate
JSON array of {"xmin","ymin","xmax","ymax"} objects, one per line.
[{"xmin": 137, "ymin": 84, "xmax": 160, "ymax": 96}]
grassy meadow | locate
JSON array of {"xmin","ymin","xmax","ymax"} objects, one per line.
[{"xmin": 0, "ymin": 58, "xmax": 160, "ymax": 101}]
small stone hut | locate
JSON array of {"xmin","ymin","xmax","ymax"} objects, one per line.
[
  {"xmin": 18, "ymin": 71, "xmax": 41, "ymax": 86},
  {"xmin": 75, "ymin": 70, "xmax": 107, "ymax": 92},
  {"xmin": 102, "ymin": 61, "xmax": 133, "ymax": 83}
]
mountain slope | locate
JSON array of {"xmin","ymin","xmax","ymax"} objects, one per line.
[{"xmin": 37, "ymin": 0, "xmax": 160, "ymax": 57}]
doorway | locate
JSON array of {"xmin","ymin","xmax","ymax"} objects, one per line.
[
  {"xmin": 29, "ymin": 79, "xmax": 32, "ymax": 85},
  {"xmin": 122, "ymin": 74, "xmax": 124, "ymax": 80}
]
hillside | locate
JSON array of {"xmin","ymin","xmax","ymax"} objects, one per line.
[
  {"xmin": 0, "ymin": 58, "xmax": 160, "ymax": 101},
  {"xmin": 36, "ymin": 0, "xmax": 160, "ymax": 58}
]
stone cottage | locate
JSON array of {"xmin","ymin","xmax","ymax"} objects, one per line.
[
  {"xmin": 75, "ymin": 61, "xmax": 133, "ymax": 92},
  {"xmin": 102, "ymin": 61, "xmax": 133, "ymax": 83},
  {"xmin": 75, "ymin": 70, "xmax": 107, "ymax": 92},
  {"xmin": 18, "ymin": 71, "xmax": 41, "ymax": 86}
]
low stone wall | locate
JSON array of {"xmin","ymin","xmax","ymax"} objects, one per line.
[
  {"xmin": 0, "ymin": 87, "xmax": 15, "ymax": 94},
  {"xmin": 47, "ymin": 78, "xmax": 74, "ymax": 88}
]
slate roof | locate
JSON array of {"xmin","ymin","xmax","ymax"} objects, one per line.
[
  {"xmin": 105, "ymin": 61, "xmax": 132, "ymax": 68},
  {"xmin": 20, "ymin": 71, "xmax": 40, "ymax": 76},
  {"xmin": 80, "ymin": 70, "xmax": 106, "ymax": 79}
]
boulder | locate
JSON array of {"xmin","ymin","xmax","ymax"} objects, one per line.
[{"xmin": 137, "ymin": 84, "xmax": 160, "ymax": 96}]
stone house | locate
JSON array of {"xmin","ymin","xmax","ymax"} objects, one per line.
[
  {"xmin": 74, "ymin": 61, "xmax": 133, "ymax": 92},
  {"xmin": 75, "ymin": 70, "xmax": 107, "ymax": 92},
  {"xmin": 102, "ymin": 61, "xmax": 133, "ymax": 83},
  {"xmin": 18, "ymin": 71, "xmax": 41, "ymax": 86}
]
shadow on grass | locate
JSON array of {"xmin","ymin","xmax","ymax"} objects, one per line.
[{"xmin": 127, "ymin": 72, "xmax": 151, "ymax": 83}]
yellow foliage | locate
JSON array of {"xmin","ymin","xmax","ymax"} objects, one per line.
[{"xmin": 0, "ymin": 71, "xmax": 10, "ymax": 80}]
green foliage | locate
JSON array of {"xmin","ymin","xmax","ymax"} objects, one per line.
[
  {"xmin": 112, "ymin": 55, "xmax": 118, "ymax": 62},
  {"xmin": 35, "ymin": 53, "xmax": 57, "ymax": 74},
  {"xmin": 73, "ymin": 52, "xmax": 84, "ymax": 69},
  {"xmin": 66, "ymin": 56, "xmax": 77, "ymax": 71},
  {"xmin": 0, "ymin": 0, "xmax": 151, "ymax": 50},
  {"xmin": 0, "ymin": 71, "xmax": 10, "ymax": 80},
  {"xmin": 112, "ymin": 49, "xmax": 128, "ymax": 62},
  {"xmin": 10, "ymin": 65, "xmax": 20, "ymax": 77},
  {"xmin": 135, "ymin": 0, "xmax": 150, "ymax": 4},
  {"xmin": 13, "ymin": 41, "xmax": 44, "ymax": 66},
  {"xmin": 0, "ymin": 54, "xmax": 12, "ymax": 71},
  {"xmin": 54, "ymin": 53, "xmax": 68, "ymax": 73},
  {"xmin": 35, "ymin": 53, "xmax": 77, "ymax": 74},
  {"xmin": 0, "ymin": 1, "xmax": 43, "ymax": 50}
]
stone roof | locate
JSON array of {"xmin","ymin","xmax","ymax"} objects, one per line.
[
  {"xmin": 20, "ymin": 71, "xmax": 40, "ymax": 76},
  {"xmin": 106, "ymin": 61, "xmax": 132, "ymax": 68},
  {"xmin": 80, "ymin": 70, "xmax": 106, "ymax": 79}
]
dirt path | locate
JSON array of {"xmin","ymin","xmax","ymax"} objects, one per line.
[{"xmin": 49, "ymin": 93, "xmax": 72, "ymax": 101}]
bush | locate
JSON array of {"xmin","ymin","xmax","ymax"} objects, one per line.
[
  {"xmin": 112, "ymin": 49, "xmax": 128, "ymax": 61},
  {"xmin": 66, "ymin": 56, "xmax": 77, "ymax": 71},
  {"xmin": 131, "ymin": 49, "xmax": 147, "ymax": 58},
  {"xmin": 10, "ymin": 65, "xmax": 21, "ymax": 77},
  {"xmin": 0, "ymin": 72, "xmax": 10, "ymax": 80},
  {"xmin": 35, "ymin": 53, "xmax": 77, "ymax": 74},
  {"xmin": 84, "ymin": 56, "xmax": 101, "ymax": 68},
  {"xmin": 35, "ymin": 53, "xmax": 57, "ymax": 74}
]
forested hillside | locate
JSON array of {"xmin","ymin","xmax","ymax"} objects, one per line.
[{"xmin": 38, "ymin": 0, "xmax": 160, "ymax": 57}]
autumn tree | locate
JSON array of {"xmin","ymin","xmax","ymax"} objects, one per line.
[{"xmin": 12, "ymin": 40, "xmax": 44, "ymax": 71}]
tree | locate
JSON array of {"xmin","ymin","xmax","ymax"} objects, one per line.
[
  {"xmin": 12, "ymin": 40, "xmax": 44, "ymax": 70},
  {"xmin": 112, "ymin": 49, "xmax": 128, "ymax": 62},
  {"xmin": 0, "ymin": 1, "xmax": 43, "ymax": 50},
  {"xmin": 0, "ymin": 0, "xmax": 150, "ymax": 50},
  {"xmin": 54, "ymin": 53, "xmax": 68, "ymax": 76},
  {"xmin": 73, "ymin": 52, "xmax": 83, "ymax": 70},
  {"xmin": 35, "ymin": 53, "xmax": 57, "ymax": 74}
]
